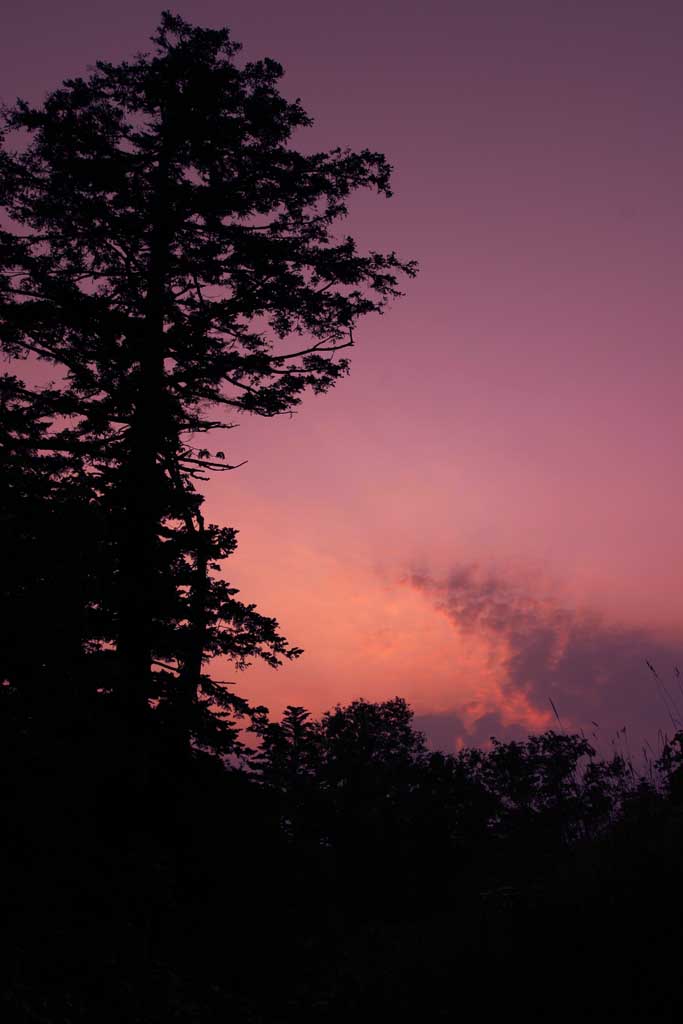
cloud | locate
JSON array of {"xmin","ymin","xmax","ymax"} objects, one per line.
[
  {"xmin": 409, "ymin": 565, "xmax": 683, "ymax": 751},
  {"xmin": 414, "ymin": 707, "xmax": 530, "ymax": 752}
]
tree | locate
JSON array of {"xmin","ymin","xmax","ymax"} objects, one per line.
[
  {"xmin": 252, "ymin": 698, "xmax": 429, "ymax": 852},
  {"xmin": 252, "ymin": 705, "xmax": 321, "ymax": 787},
  {"xmin": 251, "ymin": 705, "xmax": 322, "ymax": 839},
  {"xmin": 0, "ymin": 12, "xmax": 416, "ymax": 726},
  {"xmin": 0, "ymin": 374, "xmax": 105, "ymax": 706},
  {"xmin": 0, "ymin": 369, "xmax": 294, "ymax": 762},
  {"xmin": 319, "ymin": 697, "xmax": 427, "ymax": 782}
]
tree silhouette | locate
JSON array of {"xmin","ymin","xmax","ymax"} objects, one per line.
[
  {"xmin": 0, "ymin": 11, "xmax": 416, "ymax": 726},
  {"xmin": 0, "ymin": 366, "xmax": 297, "ymax": 758},
  {"xmin": 0, "ymin": 373, "xmax": 118, "ymax": 707},
  {"xmin": 251, "ymin": 705, "xmax": 322, "ymax": 838}
]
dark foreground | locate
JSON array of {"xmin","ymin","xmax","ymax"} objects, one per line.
[{"xmin": 2, "ymin": 703, "xmax": 683, "ymax": 1022}]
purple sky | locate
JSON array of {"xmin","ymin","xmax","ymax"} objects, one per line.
[{"xmin": 5, "ymin": 1, "xmax": 683, "ymax": 749}]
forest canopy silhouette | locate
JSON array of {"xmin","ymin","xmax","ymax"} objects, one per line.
[{"xmin": 1, "ymin": 12, "xmax": 683, "ymax": 1023}]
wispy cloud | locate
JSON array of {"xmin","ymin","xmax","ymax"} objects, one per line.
[{"xmin": 409, "ymin": 566, "xmax": 683, "ymax": 751}]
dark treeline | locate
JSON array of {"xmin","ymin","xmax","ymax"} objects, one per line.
[
  {"xmin": 1, "ymin": 12, "xmax": 683, "ymax": 1022},
  {"xmin": 2, "ymin": 678, "xmax": 683, "ymax": 1020}
]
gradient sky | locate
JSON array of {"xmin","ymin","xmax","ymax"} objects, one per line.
[{"xmin": 4, "ymin": 0, "xmax": 683, "ymax": 749}]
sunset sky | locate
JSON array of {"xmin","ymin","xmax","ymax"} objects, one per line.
[{"xmin": 4, "ymin": 0, "xmax": 683, "ymax": 749}]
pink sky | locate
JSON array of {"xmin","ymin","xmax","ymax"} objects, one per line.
[{"xmin": 4, "ymin": 1, "xmax": 683, "ymax": 747}]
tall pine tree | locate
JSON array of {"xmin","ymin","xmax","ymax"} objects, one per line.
[{"xmin": 0, "ymin": 12, "xmax": 416, "ymax": 729}]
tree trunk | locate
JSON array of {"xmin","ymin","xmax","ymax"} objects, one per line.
[
  {"xmin": 172, "ymin": 510, "xmax": 209, "ymax": 757},
  {"xmin": 160, "ymin": 451, "xmax": 210, "ymax": 757},
  {"xmin": 116, "ymin": 367, "xmax": 165, "ymax": 717},
  {"xmin": 116, "ymin": 142, "xmax": 173, "ymax": 720}
]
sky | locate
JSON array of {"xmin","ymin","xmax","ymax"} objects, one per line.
[{"xmin": 4, "ymin": 0, "xmax": 683, "ymax": 750}]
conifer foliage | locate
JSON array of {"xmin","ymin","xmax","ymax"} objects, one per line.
[{"xmin": 0, "ymin": 12, "xmax": 416, "ymax": 741}]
